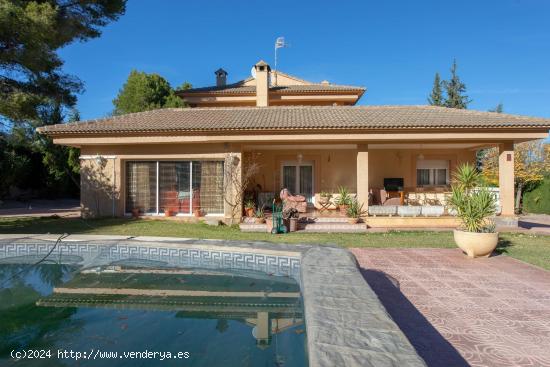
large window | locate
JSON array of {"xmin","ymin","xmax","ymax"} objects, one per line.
[
  {"xmin": 126, "ymin": 161, "xmax": 224, "ymax": 215},
  {"xmin": 126, "ymin": 162, "xmax": 157, "ymax": 213},
  {"xmin": 416, "ymin": 160, "xmax": 449, "ymax": 187}
]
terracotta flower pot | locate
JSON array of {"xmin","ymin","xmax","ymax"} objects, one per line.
[
  {"xmin": 131, "ymin": 208, "xmax": 140, "ymax": 218},
  {"xmin": 453, "ymin": 229, "xmax": 499, "ymax": 258},
  {"xmin": 255, "ymin": 217, "xmax": 266, "ymax": 224},
  {"xmin": 339, "ymin": 205, "xmax": 349, "ymax": 216},
  {"xmin": 245, "ymin": 208, "xmax": 255, "ymax": 217},
  {"xmin": 165, "ymin": 209, "xmax": 173, "ymax": 217}
]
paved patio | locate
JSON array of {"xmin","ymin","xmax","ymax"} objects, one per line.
[
  {"xmin": 352, "ymin": 248, "xmax": 550, "ymax": 367},
  {"xmin": 0, "ymin": 199, "xmax": 80, "ymax": 218}
]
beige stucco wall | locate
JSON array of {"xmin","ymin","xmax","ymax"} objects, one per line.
[
  {"xmin": 250, "ymin": 149, "xmax": 358, "ymax": 193},
  {"xmin": 242, "ymin": 72, "xmax": 309, "ymax": 87},
  {"xmin": 368, "ymin": 149, "xmax": 476, "ymax": 190},
  {"xmin": 80, "ymin": 156, "xmax": 118, "ymax": 218},
  {"xmin": 79, "ymin": 143, "xmax": 235, "ymax": 218},
  {"xmin": 78, "ymin": 142, "xmax": 477, "ymax": 220},
  {"xmin": 249, "ymin": 147, "xmax": 477, "ymax": 195}
]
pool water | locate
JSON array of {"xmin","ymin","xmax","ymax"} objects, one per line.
[{"xmin": 0, "ymin": 260, "xmax": 307, "ymax": 366}]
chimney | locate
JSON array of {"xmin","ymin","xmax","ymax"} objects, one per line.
[
  {"xmin": 215, "ymin": 68, "xmax": 227, "ymax": 87},
  {"xmin": 254, "ymin": 60, "xmax": 271, "ymax": 107}
]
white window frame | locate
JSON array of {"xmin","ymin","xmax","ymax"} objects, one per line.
[
  {"xmin": 416, "ymin": 160, "xmax": 450, "ymax": 187},
  {"xmin": 280, "ymin": 160, "xmax": 315, "ymax": 204}
]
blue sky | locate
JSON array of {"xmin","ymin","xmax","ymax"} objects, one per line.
[{"xmin": 59, "ymin": 0, "xmax": 550, "ymax": 121}]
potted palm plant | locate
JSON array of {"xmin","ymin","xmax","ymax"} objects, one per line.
[
  {"xmin": 244, "ymin": 200, "xmax": 255, "ymax": 217},
  {"xmin": 254, "ymin": 208, "xmax": 266, "ymax": 224},
  {"xmin": 336, "ymin": 186, "xmax": 352, "ymax": 215},
  {"xmin": 346, "ymin": 199, "xmax": 366, "ymax": 224},
  {"xmin": 448, "ymin": 163, "xmax": 498, "ymax": 258}
]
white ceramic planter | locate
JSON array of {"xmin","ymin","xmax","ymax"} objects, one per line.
[
  {"xmin": 368, "ymin": 205, "xmax": 397, "ymax": 216},
  {"xmin": 397, "ymin": 206, "xmax": 422, "ymax": 217},
  {"xmin": 453, "ymin": 229, "xmax": 499, "ymax": 258},
  {"xmin": 421, "ymin": 206, "xmax": 445, "ymax": 217}
]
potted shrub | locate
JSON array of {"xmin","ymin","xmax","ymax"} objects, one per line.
[
  {"xmin": 244, "ymin": 200, "xmax": 255, "ymax": 217},
  {"xmin": 448, "ymin": 163, "xmax": 498, "ymax": 258},
  {"xmin": 318, "ymin": 191, "xmax": 332, "ymax": 204},
  {"xmin": 346, "ymin": 199, "xmax": 366, "ymax": 224},
  {"xmin": 336, "ymin": 186, "xmax": 351, "ymax": 215},
  {"xmin": 254, "ymin": 208, "xmax": 266, "ymax": 224}
]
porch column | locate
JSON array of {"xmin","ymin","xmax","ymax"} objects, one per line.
[
  {"xmin": 356, "ymin": 144, "xmax": 369, "ymax": 209},
  {"xmin": 498, "ymin": 142, "xmax": 515, "ymax": 216}
]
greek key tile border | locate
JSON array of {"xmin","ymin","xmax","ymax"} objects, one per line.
[{"xmin": 0, "ymin": 242, "xmax": 301, "ymax": 280}]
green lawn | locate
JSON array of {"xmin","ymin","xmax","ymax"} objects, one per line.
[{"xmin": 0, "ymin": 216, "xmax": 548, "ymax": 270}]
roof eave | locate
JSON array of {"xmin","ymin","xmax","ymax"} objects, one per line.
[{"xmin": 38, "ymin": 125, "xmax": 550, "ymax": 137}]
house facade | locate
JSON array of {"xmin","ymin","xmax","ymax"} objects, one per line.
[{"xmin": 38, "ymin": 61, "xmax": 550, "ymax": 227}]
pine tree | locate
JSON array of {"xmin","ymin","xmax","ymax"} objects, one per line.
[
  {"xmin": 0, "ymin": 0, "xmax": 126, "ymax": 123},
  {"xmin": 443, "ymin": 60, "xmax": 471, "ymax": 109},
  {"xmin": 112, "ymin": 70, "xmax": 187, "ymax": 115},
  {"xmin": 428, "ymin": 73, "xmax": 444, "ymax": 106}
]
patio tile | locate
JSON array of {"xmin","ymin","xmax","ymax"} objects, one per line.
[
  {"xmin": 465, "ymin": 353, "xmax": 516, "ymax": 367},
  {"xmin": 351, "ymin": 248, "xmax": 550, "ymax": 367}
]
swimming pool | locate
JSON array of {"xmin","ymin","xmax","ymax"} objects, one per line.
[
  {"xmin": 0, "ymin": 236, "xmax": 428, "ymax": 367},
  {"xmin": 0, "ymin": 240, "xmax": 307, "ymax": 366}
]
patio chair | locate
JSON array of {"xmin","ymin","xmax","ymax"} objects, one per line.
[{"xmin": 374, "ymin": 188, "xmax": 401, "ymax": 206}]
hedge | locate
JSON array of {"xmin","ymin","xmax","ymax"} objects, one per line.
[{"xmin": 523, "ymin": 176, "xmax": 550, "ymax": 214}]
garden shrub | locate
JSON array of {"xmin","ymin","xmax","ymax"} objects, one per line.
[{"xmin": 523, "ymin": 176, "xmax": 550, "ymax": 214}]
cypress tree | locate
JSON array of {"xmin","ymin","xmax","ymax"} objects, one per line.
[
  {"xmin": 428, "ymin": 72, "xmax": 444, "ymax": 106},
  {"xmin": 443, "ymin": 59, "xmax": 471, "ymax": 109}
]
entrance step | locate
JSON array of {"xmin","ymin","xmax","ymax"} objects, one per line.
[
  {"xmin": 239, "ymin": 223, "xmax": 267, "ymax": 232},
  {"xmin": 242, "ymin": 217, "xmax": 266, "ymax": 224},
  {"xmin": 239, "ymin": 220, "xmax": 367, "ymax": 233},
  {"xmin": 301, "ymin": 222, "xmax": 367, "ymax": 233}
]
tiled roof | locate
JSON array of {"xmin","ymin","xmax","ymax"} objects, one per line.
[
  {"xmin": 177, "ymin": 83, "xmax": 366, "ymax": 95},
  {"xmin": 37, "ymin": 105, "xmax": 550, "ymax": 135}
]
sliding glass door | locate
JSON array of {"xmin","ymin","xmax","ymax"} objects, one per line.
[
  {"xmin": 126, "ymin": 161, "xmax": 224, "ymax": 215},
  {"xmin": 126, "ymin": 162, "xmax": 157, "ymax": 213},
  {"xmin": 159, "ymin": 162, "xmax": 191, "ymax": 214},
  {"xmin": 281, "ymin": 161, "xmax": 314, "ymax": 204}
]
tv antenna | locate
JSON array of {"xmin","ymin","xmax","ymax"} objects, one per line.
[{"xmin": 274, "ymin": 36, "xmax": 289, "ymax": 86}]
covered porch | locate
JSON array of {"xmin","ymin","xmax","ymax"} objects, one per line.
[
  {"xmin": 240, "ymin": 141, "xmax": 516, "ymax": 231},
  {"xmin": 38, "ymin": 104, "xmax": 549, "ymax": 228}
]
